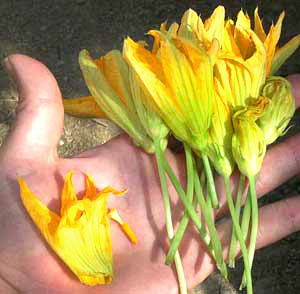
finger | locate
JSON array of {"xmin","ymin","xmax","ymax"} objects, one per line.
[
  {"xmin": 255, "ymin": 195, "xmax": 300, "ymax": 248},
  {"xmin": 255, "ymin": 133, "xmax": 300, "ymax": 197},
  {"xmin": 0, "ymin": 54, "xmax": 64, "ymax": 164},
  {"xmin": 185, "ymin": 195, "xmax": 300, "ymax": 288},
  {"xmin": 217, "ymin": 194, "xmax": 300, "ymax": 260},
  {"xmin": 287, "ymin": 74, "xmax": 300, "ymax": 108}
]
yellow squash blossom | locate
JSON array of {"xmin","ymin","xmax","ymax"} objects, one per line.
[
  {"xmin": 124, "ymin": 34, "xmax": 216, "ymax": 152},
  {"xmin": 19, "ymin": 171, "xmax": 137, "ymax": 286},
  {"xmin": 73, "ymin": 49, "xmax": 155, "ymax": 153}
]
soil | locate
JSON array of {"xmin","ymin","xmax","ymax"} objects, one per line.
[{"xmin": 0, "ymin": 1, "xmax": 300, "ymax": 293}]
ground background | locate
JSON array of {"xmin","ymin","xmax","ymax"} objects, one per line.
[{"xmin": 0, "ymin": 1, "xmax": 300, "ymax": 293}]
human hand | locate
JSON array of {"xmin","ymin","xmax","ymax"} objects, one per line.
[{"xmin": 0, "ymin": 55, "xmax": 299, "ymax": 294}]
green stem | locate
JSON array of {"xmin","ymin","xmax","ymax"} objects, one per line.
[
  {"xmin": 224, "ymin": 176, "xmax": 252, "ymax": 294},
  {"xmin": 241, "ymin": 191, "xmax": 251, "ymax": 241},
  {"xmin": 165, "ymin": 142, "xmax": 195, "ymax": 265},
  {"xmin": 194, "ymin": 169, "xmax": 228, "ymax": 279},
  {"xmin": 228, "ymin": 174, "xmax": 245, "ymax": 268},
  {"xmin": 154, "ymin": 139, "xmax": 187, "ymax": 294},
  {"xmin": 241, "ymin": 175, "xmax": 258, "ymax": 289},
  {"xmin": 202, "ymin": 153, "xmax": 219, "ymax": 208},
  {"xmin": 161, "ymin": 152, "xmax": 211, "ymax": 248}
]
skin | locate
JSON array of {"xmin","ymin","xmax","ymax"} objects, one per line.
[{"xmin": 0, "ymin": 55, "xmax": 299, "ymax": 294}]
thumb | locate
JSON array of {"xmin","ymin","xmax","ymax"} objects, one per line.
[{"xmin": 0, "ymin": 54, "xmax": 64, "ymax": 165}]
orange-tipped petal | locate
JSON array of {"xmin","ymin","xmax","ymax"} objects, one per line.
[{"xmin": 63, "ymin": 96, "xmax": 106, "ymax": 118}]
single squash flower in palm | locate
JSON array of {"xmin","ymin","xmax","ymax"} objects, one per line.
[
  {"xmin": 123, "ymin": 34, "xmax": 216, "ymax": 152},
  {"xmin": 258, "ymin": 76, "xmax": 295, "ymax": 144},
  {"xmin": 19, "ymin": 171, "xmax": 137, "ymax": 286}
]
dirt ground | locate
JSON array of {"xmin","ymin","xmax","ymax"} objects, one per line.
[{"xmin": 0, "ymin": 1, "xmax": 300, "ymax": 293}]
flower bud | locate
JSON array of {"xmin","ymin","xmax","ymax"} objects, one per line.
[
  {"xmin": 258, "ymin": 76, "xmax": 295, "ymax": 144},
  {"xmin": 232, "ymin": 108, "xmax": 266, "ymax": 176}
]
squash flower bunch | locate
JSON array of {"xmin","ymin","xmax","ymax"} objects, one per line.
[{"xmin": 61, "ymin": 6, "xmax": 299, "ymax": 294}]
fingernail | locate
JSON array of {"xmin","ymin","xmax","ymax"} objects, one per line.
[
  {"xmin": 2, "ymin": 56, "xmax": 20, "ymax": 83},
  {"xmin": 2, "ymin": 56, "xmax": 12, "ymax": 74}
]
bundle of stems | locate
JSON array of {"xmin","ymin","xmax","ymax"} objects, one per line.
[{"xmin": 154, "ymin": 140, "xmax": 256, "ymax": 294}]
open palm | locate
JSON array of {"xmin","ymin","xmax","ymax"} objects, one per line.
[{"xmin": 0, "ymin": 55, "xmax": 299, "ymax": 294}]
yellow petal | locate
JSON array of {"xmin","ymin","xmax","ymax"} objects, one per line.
[
  {"xmin": 243, "ymin": 29, "xmax": 267, "ymax": 97},
  {"xmin": 63, "ymin": 96, "xmax": 106, "ymax": 118},
  {"xmin": 94, "ymin": 51, "xmax": 135, "ymax": 112},
  {"xmin": 178, "ymin": 8, "xmax": 199, "ymax": 41},
  {"xmin": 236, "ymin": 9, "xmax": 251, "ymax": 31},
  {"xmin": 160, "ymin": 38, "xmax": 213, "ymax": 149},
  {"xmin": 234, "ymin": 20, "xmax": 255, "ymax": 60},
  {"xmin": 171, "ymin": 37, "xmax": 214, "ymax": 120},
  {"xmin": 18, "ymin": 178, "xmax": 60, "ymax": 242},
  {"xmin": 56, "ymin": 195, "xmax": 113, "ymax": 286},
  {"xmin": 108, "ymin": 209, "xmax": 138, "ymax": 244},
  {"xmin": 223, "ymin": 20, "xmax": 242, "ymax": 57},
  {"xmin": 254, "ymin": 8, "xmax": 266, "ymax": 42},
  {"xmin": 207, "ymin": 76, "xmax": 234, "ymax": 176},
  {"xmin": 263, "ymin": 12, "xmax": 285, "ymax": 75},
  {"xmin": 274, "ymin": 11, "xmax": 285, "ymax": 46},
  {"xmin": 123, "ymin": 37, "xmax": 190, "ymax": 143},
  {"xmin": 215, "ymin": 57, "xmax": 252, "ymax": 108},
  {"xmin": 204, "ymin": 5, "xmax": 225, "ymax": 44},
  {"xmin": 60, "ymin": 171, "xmax": 77, "ymax": 215}
]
